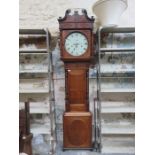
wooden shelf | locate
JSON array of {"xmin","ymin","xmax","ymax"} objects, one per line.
[
  {"xmin": 100, "ymin": 48, "xmax": 135, "ymax": 52},
  {"xmin": 101, "ymin": 125, "xmax": 135, "ymax": 134},
  {"xmin": 19, "ymin": 70, "xmax": 48, "ymax": 74},
  {"xmin": 101, "ymin": 101, "xmax": 135, "ymax": 113},
  {"xmin": 19, "ymin": 78, "xmax": 49, "ymax": 93},
  {"xmin": 101, "ymin": 107, "xmax": 135, "ymax": 113},
  {"xmin": 100, "ymin": 88, "xmax": 135, "ymax": 93},
  {"xmin": 20, "ymin": 101, "xmax": 49, "ymax": 113},
  {"xmin": 100, "ymin": 51, "xmax": 135, "ymax": 55},
  {"xmin": 101, "ymin": 135, "xmax": 135, "ymax": 154},
  {"xmin": 19, "ymin": 49, "xmax": 47, "ymax": 53},
  {"xmin": 101, "ymin": 113, "xmax": 135, "ymax": 135},
  {"xmin": 19, "ymin": 89, "xmax": 49, "ymax": 93},
  {"xmin": 19, "ymin": 29, "xmax": 47, "ymax": 35},
  {"xmin": 100, "ymin": 68, "xmax": 135, "ymax": 75},
  {"xmin": 30, "ymin": 125, "xmax": 51, "ymax": 134},
  {"xmin": 100, "ymin": 27, "xmax": 135, "ymax": 33},
  {"xmin": 100, "ymin": 78, "xmax": 135, "ymax": 93},
  {"xmin": 19, "ymin": 52, "xmax": 48, "ymax": 55},
  {"xmin": 20, "ymin": 34, "xmax": 46, "ymax": 38},
  {"xmin": 30, "ymin": 108, "xmax": 49, "ymax": 114},
  {"xmin": 30, "ymin": 115, "xmax": 51, "ymax": 134}
]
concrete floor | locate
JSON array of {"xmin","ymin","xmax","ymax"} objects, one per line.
[
  {"xmin": 55, "ymin": 141, "xmax": 134, "ymax": 155},
  {"xmin": 56, "ymin": 150, "xmax": 134, "ymax": 155},
  {"xmin": 57, "ymin": 150, "xmax": 100, "ymax": 155}
]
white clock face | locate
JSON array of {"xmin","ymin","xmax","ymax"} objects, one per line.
[{"xmin": 65, "ymin": 32, "xmax": 88, "ymax": 56}]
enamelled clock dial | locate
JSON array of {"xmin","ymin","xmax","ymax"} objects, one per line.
[{"xmin": 65, "ymin": 32, "xmax": 88, "ymax": 56}]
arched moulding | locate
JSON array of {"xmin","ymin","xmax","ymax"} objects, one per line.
[{"xmin": 58, "ymin": 9, "xmax": 95, "ymax": 30}]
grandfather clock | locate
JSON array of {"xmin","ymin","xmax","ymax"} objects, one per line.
[{"xmin": 58, "ymin": 9, "xmax": 95, "ymax": 149}]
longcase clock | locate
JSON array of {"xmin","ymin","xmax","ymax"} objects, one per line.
[{"xmin": 58, "ymin": 9, "xmax": 95, "ymax": 149}]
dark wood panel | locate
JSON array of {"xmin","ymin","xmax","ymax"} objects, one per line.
[
  {"xmin": 65, "ymin": 64, "xmax": 89, "ymax": 110},
  {"xmin": 67, "ymin": 69, "xmax": 87, "ymax": 104},
  {"xmin": 66, "ymin": 104, "xmax": 89, "ymax": 112},
  {"xmin": 19, "ymin": 102, "xmax": 32, "ymax": 155},
  {"xmin": 63, "ymin": 112, "xmax": 92, "ymax": 148}
]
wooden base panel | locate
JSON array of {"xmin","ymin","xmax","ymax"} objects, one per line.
[{"xmin": 63, "ymin": 112, "xmax": 92, "ymax": 149}]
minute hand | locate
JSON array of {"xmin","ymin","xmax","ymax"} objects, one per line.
[{"xmin": 74, "ymin": 43, "xmax": 79, "ymax": 47}]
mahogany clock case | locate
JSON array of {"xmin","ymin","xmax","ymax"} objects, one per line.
[{"xmin": 58, "ymin": 9, "xmax": 95, "ymax": 149}]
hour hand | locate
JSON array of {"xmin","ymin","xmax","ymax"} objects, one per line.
[{"xmin": 74, "ymin": 43, "xmax": 79, "ymax": 48}]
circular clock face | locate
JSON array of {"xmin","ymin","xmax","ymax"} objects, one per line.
[{"xmin": 65, "ymin": 32, "xmax": 88, "ymax": 56}]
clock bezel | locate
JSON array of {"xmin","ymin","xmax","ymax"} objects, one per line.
[
  {"xmin": 64, "ymin": 32, "xmax": 88, "ymax": 57},
  {"xmin": 60, "ymin": 30, "xmax": 93, "ymax": 62}
]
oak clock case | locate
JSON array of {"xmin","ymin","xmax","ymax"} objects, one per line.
[{"xmin": 58, "ymin": 9, "xmax": 95, "ymax": 149}]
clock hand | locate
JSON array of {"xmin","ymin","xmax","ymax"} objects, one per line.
[{"xmin": 74, "ymin": 43, "xmax": 79, "ymax": 48}]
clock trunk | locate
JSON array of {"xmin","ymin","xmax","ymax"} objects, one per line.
[{"xmin": 65, "ymin": 63, "xmax": 89, "ymax": 112}]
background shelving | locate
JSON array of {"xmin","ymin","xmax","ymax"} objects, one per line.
[
  {"xmin": 95, "ymin": 27, "xmax": 135, "ymax": 154},
  {"xmin": 19, "ymin": 29, "xmax": 56, "ymax": 155}
]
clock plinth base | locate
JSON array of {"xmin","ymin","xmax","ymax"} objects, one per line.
[{"xmin": 63, "ymin": 112, "xmax": 92, "ymax": 149}]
